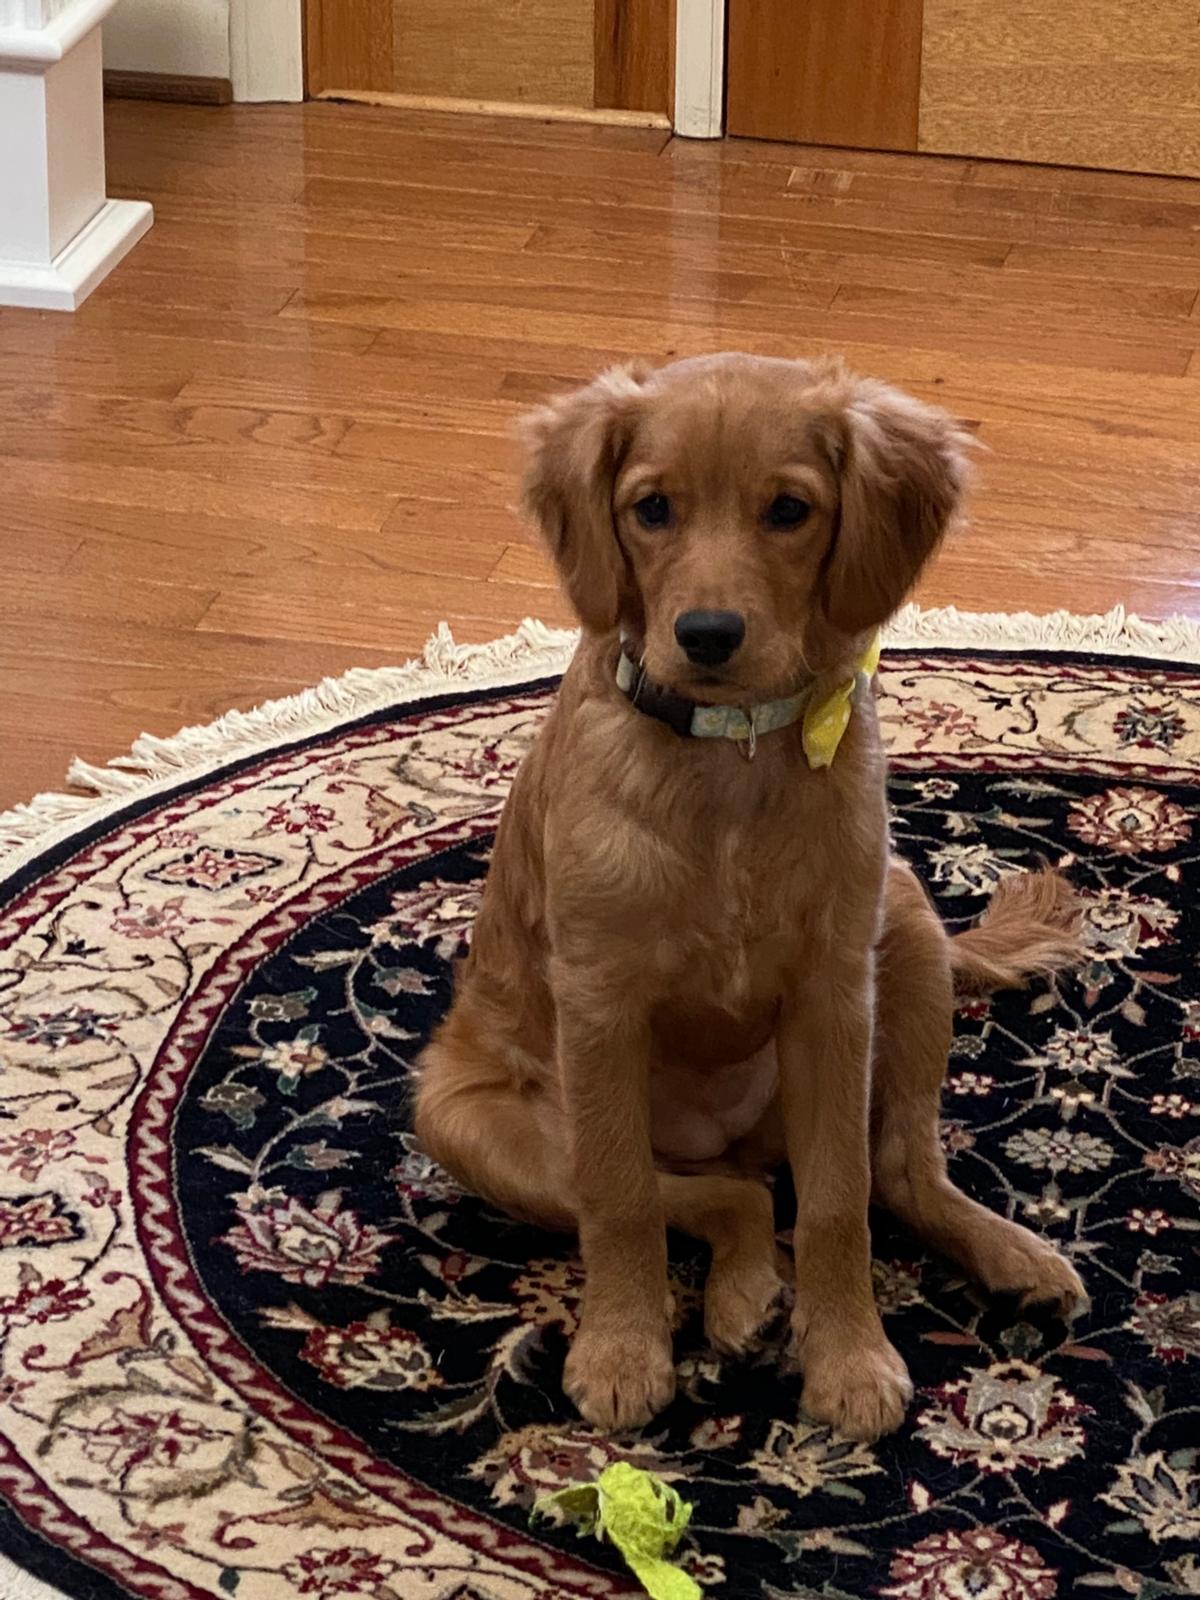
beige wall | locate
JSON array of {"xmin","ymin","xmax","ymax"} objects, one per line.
[{"xmin": 104, "ymin": 0, "xmax": 231, "ymax": 77}]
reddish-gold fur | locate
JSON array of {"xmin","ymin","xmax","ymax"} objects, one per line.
[{"xmin": 415, "ymin": 354, "xmax": 1085, "ymax": 1440}]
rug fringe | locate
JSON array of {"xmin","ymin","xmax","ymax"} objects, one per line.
[
  {"xmin": 886, "ymin": 601, "xmax": 1200, "ymax": 659},
  {"xmin": 2, "ymin": 605, "xmax": 1197, "ymax": 868}
]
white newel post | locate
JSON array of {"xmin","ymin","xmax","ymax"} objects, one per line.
[{"xmin": 0, "ymin": 0, "xmax": 152, "ymax": 310}]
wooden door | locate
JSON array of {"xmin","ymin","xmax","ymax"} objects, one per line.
[
  {"xmin": 726, "ymin": 0, "xmax": 1200, "ymax": 179},
  {"xmin": 305, "ymin": 0, "xmax": 674, "ymax": 118},
  {"xmin": 727, "ymin": 0, "xmax": 923, "ymax": 152}
]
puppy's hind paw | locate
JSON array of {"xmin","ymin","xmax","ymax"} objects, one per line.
[{"xmin": 705, "ymin": 1254, "xmax": 784, "ymax": 1357}]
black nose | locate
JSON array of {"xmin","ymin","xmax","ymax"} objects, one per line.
[{"xmin": 674, "ymin": 609, "xmax": 746, "ymax": 667}]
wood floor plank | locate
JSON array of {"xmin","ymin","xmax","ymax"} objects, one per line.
[
  {"xmin": 0, "ymin": 300, "xmax": 379, "ymax": 361},
  {"xmin": 0, "ymin": 454, "xmax": 396, "ymax": 533},
  {"xmin": 280, "ymin": 286, "xmax": 847, "ymax": 353},
  {"xmin": 1003, "ymin": 242, "xmax": 1200, "ymax": 292},
  {"xmin": 284, "ymin": 288, "xmax": 1191, "ymax": 379},
  {"xmin": 830, "ymin": 275, "xmax": 1199, "ymax": 329},
  {"xmin": 0, "ymin": 571, "xmax": 217, "ymax": 631},
  {"xmin": 300, "ymin": 176, "xmax": 1015, "ymax": 268},
  {"xmin": 522, "ymin": 224, "xmax": 1200, "ymax": 318},
  {"xmin": 198, "ymin": 571, "xmax": 576, "ymax": 653},
  {"xmin": 141, "ymin": 195, "xmax": 541, "ymax": 259},
  {"xmin": 175, "ymin": 351, "xmax": 514, "ymax": 417},
  {"xmin": 0, "ymin": 395, "xmax": 502, "ymax": 508},
  {"xmin": 52, "ymin": 500, "xmax": 499, "ymax": 587},
  {"xmin": 786, "ymin": 164, "xmax": 1200, "ymax": 240},
  {"xmin": 293, "ymin": 139, "xmax": 1200, "ymax": 266},
  {"xmin": 140, "ymin": 229, "xmax": 817, "ymax": 316}
]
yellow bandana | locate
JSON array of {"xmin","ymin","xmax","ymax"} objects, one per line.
[{"xmin": 802, "ymin": 631, "xmax": 882, "ymax": 769}]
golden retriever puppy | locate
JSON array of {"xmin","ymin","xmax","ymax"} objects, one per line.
[{"xmin": 415, "ymin": 353, "xmax": 1084, "ymax": 1441}]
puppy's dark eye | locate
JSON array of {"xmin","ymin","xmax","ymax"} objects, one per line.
[
  {"xmin": 634, "ymin": 493, "xmax": 671, "ymax": 530},
  {"xmin": 765, "ymin": 493, "xmax": 811, "ymax": 530}
]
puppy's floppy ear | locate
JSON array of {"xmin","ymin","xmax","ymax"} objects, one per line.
[
  {"xmin": 823, "ymin": 378, "xmax": 973, "ymax": 634},
  {"xmin": 519, "ymin": 364, "xmax": 648, "ymax": 633}
]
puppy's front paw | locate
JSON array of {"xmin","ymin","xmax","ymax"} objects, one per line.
[
  {"xmin": 564, "ymin": 1320, "xmax": 675, "ymax": 1432},
  {"xmin": 796, "ymin": 1321, "xmax": 912, "ymax": 1441}
]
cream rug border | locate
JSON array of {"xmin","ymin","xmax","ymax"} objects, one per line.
[{"xmin": 3, "ymin": 603, "xmax": 1200, "ymax": 876}]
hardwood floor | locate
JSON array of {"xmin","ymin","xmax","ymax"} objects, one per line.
[{"xmin": 3, "ymin": 99, "xmax": 1200, "ymax": 808}]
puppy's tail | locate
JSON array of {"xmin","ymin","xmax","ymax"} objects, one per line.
[{"xmin": 948, "ymin": 867, "xmax": 1083, "ymax": 995}]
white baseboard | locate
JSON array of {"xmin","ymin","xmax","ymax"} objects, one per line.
[{"xmin": 0, "ymin": 196, "xmax": 152, "ymax": 308}]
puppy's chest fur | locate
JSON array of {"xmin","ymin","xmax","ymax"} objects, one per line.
[
  {"xmin": 641, "ymin": 821, "xmax": 813, "ymax": 1162},
  {"xmin": 656, "ymin": 825, "xmax": 796, "ymax": 1015},
  {"xmin": 607, "ymin": 717, "xmax": 879, "ymax": 1034}
]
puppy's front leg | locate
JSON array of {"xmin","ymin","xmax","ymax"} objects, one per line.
[
  {"xmin": 556, "ymin": 976, "xmax": 675, "ymax": 1431},
  {"xmin": 780, "ymin": 952, "xmax": 912, "ymax": 1441}
]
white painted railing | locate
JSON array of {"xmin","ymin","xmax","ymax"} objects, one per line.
[{"xmin": 0, "ymin": 2, "xmax": 76, "ymax": 25}]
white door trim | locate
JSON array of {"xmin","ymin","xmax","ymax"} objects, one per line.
[
  {"xmin": 674, "ymin": 0, "xmax": 724, "ymax": 138},
  {"xmin": 230, "ymin": 0, "xmax": 302, "ymax": 102}
]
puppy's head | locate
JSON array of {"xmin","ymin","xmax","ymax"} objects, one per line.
[{"xmin": 521, "ymin": 353, "xmax": 971, "ymax": 699}]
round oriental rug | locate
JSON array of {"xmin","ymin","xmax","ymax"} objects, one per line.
[{"xmin": 1, "ymin": 609, "xmax": 1199, "ymax": 1600}]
